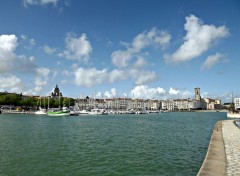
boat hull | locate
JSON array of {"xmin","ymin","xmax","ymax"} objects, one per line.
[
  {"xmin": 48, "ymin": 107, "xmax": 70, "ymax": 116},
  {"xmin": 35, "ymin": 111, "xmax": 47, "ymax": 115},
  {"xmin": 35, "ymin": 109, "xmax": 47, "ymax": 115},
  {"xmin": 47, "ymin": 112, "xmax": 70, "ymax": 116},
  {"xmin": 227, "ymin": 112, "xmax": 240, "ymax": 118}
]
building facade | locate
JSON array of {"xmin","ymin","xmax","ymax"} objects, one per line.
[
  {"xmin": 161, "ymin": 100, "xmax": 176, "ymax": 111},
  {"xmin": 204, "ymin": 98, "xmax": 222, "ymax": 110},
  {"xmin": 234, "ymin": 98, "xmax": 240, "ymax": 110}
]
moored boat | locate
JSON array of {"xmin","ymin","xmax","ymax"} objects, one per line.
[
  {"xmin": 227, "ymin": 112, "xmax": 240, "ymax": 118},
  {"xmin": 88, "ymin": 108, "xmax": 107, "ymax": 115},
  {"xmin": 35, "ymin": 108, "xmax": 47, "ymax": 115},
  {"xmin": 78, "ymin": 109, "xmax": 91, "ymax": 115},
  {"xmin": 135, "ymin": 110, "xmax": 149, "ymax": 114},
  {"xmin": 47, "ymin": 107, "xmax": 70, "ymax": 116}
]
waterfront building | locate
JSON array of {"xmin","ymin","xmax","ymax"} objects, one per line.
[
  {"xmin": 145, "ymin": 99, "xmax": 160, "ymax": 110},
  {"xmin": 116, "ymin": 98, "xmax": 128, "ymax": 110},
  {"xmin": 188, "ymin": 100, "xmax": 202, "ymax": 110},
  {"xmin": 223, "ymin": 103, "xmax": 231, "ymax": 109},
  {"xmin": 75, "ymin": 98, "xmax": 87, "ymax": 110},
  {"xmin": 161, "ymin": 100, "xmax": 176, "ymax": 111},
  {"xmin": 105, "ymin": 98, "xmax": 115, "ymax": 110},
  {"xmin": 174, "ymin": 99, "xmax": 191, "ymax": 110},
  {"xmin": 169, "ymin": 88, "xmax": 215, "ymax": 111},
  {"xmin": 94, "ymin": 99, "xmax": 104, "ymax": 109},
  {"xmin": 234, "ymin": 98, "xmax": 240, "ymax": 110},
  {"xmin": 75, "ymin": 96, "xmax": 96, "ymax": 110},
  {"xmin": 105, "ymin": 98, "xmax": 123, "ymax": 110},
  {"xmin": 131, "ymin": 98, "xmax": 146, "ymax": 110},
  {"xmin": 204, "ymin": 98, "xmax": 222, "ymax": 110}
]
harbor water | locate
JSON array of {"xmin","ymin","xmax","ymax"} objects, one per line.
[{"xmin": 0, "ymin": 112, "xmax": 226, "ymax": 175}]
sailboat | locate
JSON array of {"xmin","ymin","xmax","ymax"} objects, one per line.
[
  {"xmin": 35, "ymin": 107, "xmax": 47, "ymax": 115},
  {"xmin": 35, "ymin": 96, "xmax": 47, "ymax": 115}
]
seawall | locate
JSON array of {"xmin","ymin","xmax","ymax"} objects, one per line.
[{"xmin": 197, "ymin": 121, "xmax": 226, "ymax": 176}]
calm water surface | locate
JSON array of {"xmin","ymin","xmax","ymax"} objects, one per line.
[{"xmin": 0, "ymin": 112, "xmax": 226, "ymax": 175}]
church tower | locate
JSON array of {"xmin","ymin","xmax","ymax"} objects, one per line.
[
  {"xmin": 195, "ymin": 87, "xmax": 201, "ymax": 101},
  {"xmin": 51, "ymin": 85, "xmax": 62, "ymax": 99}
]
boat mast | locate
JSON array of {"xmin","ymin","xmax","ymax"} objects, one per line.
[
  {"xmin": 39, "ymin": 96, "xmax": 41, "ymax": 109},
  {"xmin": 43, "ymin": 96, "xmax": 45, "ymax": 109},
  {"xmin": 39, "ymin": 85, "xmax": 43, "ymax": 109},
  {"xmin": 59, "ymin": 94, "xmax": 60, "ymax": 109},
  {"xmin": 69, "ymin": 98, "xmax": 70, "ymax": 108},
  {"xmin": 48, "ymin": 95, "xmax": 50, "ymax": 110}
]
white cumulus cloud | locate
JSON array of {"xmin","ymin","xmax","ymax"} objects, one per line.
[
  {"xmin": 131, "ymin": 85, "xmax": 166, "ymax": 99},
  {"xmin": 14, "ymin": 55, "xmax": 37, "ymax": 73},
  {"xmin": 72, "ymin": 65, "xmax": 158, "ymax": 88},
  {"xmin": 0, "ymin": 34, "xmax": 18, "ymax": 72},
  {"xmin": 111, "ymin": 50, "xmax": 132, "ymax": 68},
  {"xmin": 112, "ymin": 28, "xmax": 171, "ymax": 68},
  {"xmin": 59, "ymin": 33, "xmax": 92, "ymax": 63},
  {"xmin": 132, "ymin": 28, "xmax": 171, "ymax": 52},
  {"xmin": 74, "ymin": 67, "xmax": 108, "ymax": 87},
  {"xmin": 0, "ymin": 34, "xmax": 18, "ymax": 51},
  {"xmin": 43, "ymin": 44, "xmax": 56, "ymax": 55},
  {"xmin": 29, "ymin": 38, "xmax": 36, "ymax": 47},
  {"xmin": 201, "ymin": 53, "xmax": 224, "ymax": 70},
  {"xmin": 103, "ymin": 88, "xmax": 117, "ymax": 98},
  {"xmin": 0, "ymin": 75, "xmax": 25, "ymax": 93},
  {"xmin": 23, "ymin": 0, "xmax": 59, "ymax": 7},
  {"xmin": 34, "ymin": 67, "xmax": 50, "ymax": 92},
  {"xmin": 133, "ymin": 57, "xmax": 148, "ymax": 69},
  {"xmin": 168, "ymin": 87, "xmax": 194, "ymax": 99},
  {"xmin": 134, "ymin": 70, "xmax": 158, "ymax": 85},
  {"xmin": 164, "ymin": 14, "xmax": 229, "ymax": 64},
  {"xmin": 109, "ymin": 69, "xmax": 128, "ymax": 83},
  {"xmin": 169, "ymin": 87, "xmax": 180, "ymax": 95},
  {"xmin": 0, "ymin": 33, "xmax": 51, "ymax": 94}
]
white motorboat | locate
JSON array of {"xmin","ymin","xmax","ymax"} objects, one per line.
[
  {"xmin": 78, "ymin": 109, "xmax": 91, "ymax": 115},
  {"xmin": 88, "ymin": 109, "xmax": 107, "ymax": 115}
]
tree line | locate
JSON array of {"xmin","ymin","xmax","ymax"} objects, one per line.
[{"xmin": 0, "ymin": 93, "xmax": 74, "ymax": 109}]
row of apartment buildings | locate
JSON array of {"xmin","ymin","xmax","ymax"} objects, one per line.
[
  {"xmin": 74, "ymin": 97, "xmax": 223, "ymax": 111},
  {"xmin": 73, "ymin": 88, "xmax": 223, "ymax": 111}
]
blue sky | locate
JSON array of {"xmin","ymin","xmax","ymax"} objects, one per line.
[{"xmin": 0, "ymin": 0, "xmax": 239, "ymax": 102}]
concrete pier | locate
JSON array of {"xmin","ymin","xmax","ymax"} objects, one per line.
[
  {"xmin": 198, "ymin": 120, "xmax": 240, "ymax": 175},
  {"xmin": 197, "ymin": 121, "xmax": 226, "ymax": 176}
]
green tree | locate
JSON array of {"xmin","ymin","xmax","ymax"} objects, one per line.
[
  {"xmin": 62, "ymin": 97, "xmax": 74, "ymax": 107},
  {"xmin": 20, "ymin": 97, "xmax": 38, "ymax": 107},
  {"xmin": 0, "ymin": 93, "xmax": 21, "ymax": 105}
]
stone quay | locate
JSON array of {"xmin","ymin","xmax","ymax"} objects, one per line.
[{"xmin": 198, "ymin": 120, "xmax": 240, "ymax": 175}]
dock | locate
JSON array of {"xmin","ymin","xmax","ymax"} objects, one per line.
[{"xmin": 198, "ymin": 120, "xmax": 240, "ymax": 175}]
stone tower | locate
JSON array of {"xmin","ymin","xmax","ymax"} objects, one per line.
[
  {"xmin": 195, "ymin": 87, "xmax": 201, "ymax": 101},
  {"xmin": 51, "ymin": 85, "xmax": 62, "ymax": 99}
]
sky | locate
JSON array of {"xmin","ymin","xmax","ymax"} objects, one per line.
[{"xmin": 0, "ymin": 0, "xmax": 239, "ymax": 102}]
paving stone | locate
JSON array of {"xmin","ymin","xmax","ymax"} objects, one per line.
[{"xmin": 222, "ymin": 120, "xmax": 240, "ymax": 176}]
